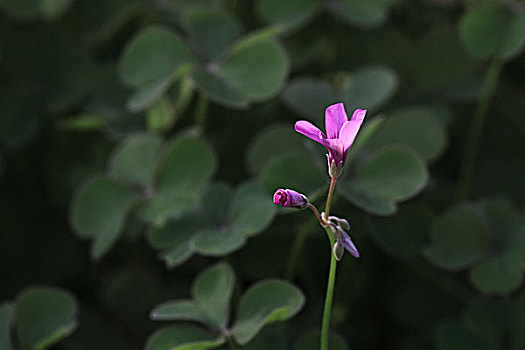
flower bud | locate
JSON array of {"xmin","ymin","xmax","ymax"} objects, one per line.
[{"xmin": 273, "ymin": 189, "xmax": 309, "ymax": 209}]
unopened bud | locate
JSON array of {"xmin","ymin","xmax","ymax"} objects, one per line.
[{"xmin": 273, "ymin": 189, "xmax": 309, "ymax": 209}]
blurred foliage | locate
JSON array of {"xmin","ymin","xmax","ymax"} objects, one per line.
[{"xmin": 1, "ymin": 0, "xmax": 525, "ymax": 349}]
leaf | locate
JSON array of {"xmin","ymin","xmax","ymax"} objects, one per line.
[
  {"xmin": 59, "ymin": 114, "xmax": 107, "ymax": 131},
  {"xmin": 363, "ymin": 106, "xmax": 447, "ymax": 162},
  {"xmin": 150, "ymin": 300, "xmax": 211, "ymax": 324},
  {"xmin": 41, "ymin": 0, "xmax": 72, "ymax": 20},
  {"xmin": 147, "ymin": 212, "xmax": 210, "ymax": 268},
  {"xmin": 109, "ymin": 134, "xmax": 162, "ymax": 187},
  {"xmin": 229, "ymin": 186, "xmax": 276, "ymax": 237},
  {"xmin": 257, "ymin": 0, "xmax": 319, "ymax": 33},
  {"xmin": 0, "ymin": 303, "xmax": 14, "ymax": 350},
  {"xmin": 138, "ymin": 134, "xmax": 217, "ymax": 225},
  {"xmin": 16, "ymin": 286, "xmax": 78, "ymax": 350},
  {"xmin": 218, "ymin": 41, "xmax": 289, "ymax": 101},
  {"xmin": 340, "ymin": 146, "xmax": 428, "ymax": 215},
  {"xmin": 260, "ymin": 153, "xmax": 325, "ymax": 196},
  {"xmin": 246, "ymin": 124, "xmax": 309, "ymax": 175},
  {"xmin": 423, "ymin": 204, "xmax": 489, "ymax": 270},
  {"xmin": 201, "ymin": 183, "xmax": 233, "ymax": 225},
  {"xmin": 458, "ymin": 3, "xmax": 511, "ymax": 59},
  {"xmin": 327, "ymin": 0, "xmax": 393, "ymax": 28},
  {"xmin": 341, "ymin": 65, "xmax": 398, "ymax": 112},
  {"xmin": 144, "ymin": 325, "xmax": 225, "ymax": 350},
  {"xmin": 192, "ymin": 262, "xmax": 235, "ymax": 329},
  {"xmin": 292, "ymin": 330, "xmax": 349, "ymax": 350},
  {"xmin": 126, "ymin": 75, "xmax": 174, "ymax": 113},
  {"xmin": 191, "ymin": 68, "xmax": 250, "ymax": 109},
  {"xmin": 281, "ymin": 78, "xmax": 335, "ymax": 120},
  {"xmin": 191, "ymin": 229, "xmax": 247, "ymax": 256},
  {"xmin": 233, "ymin": 280, "xmax": 305, "ymax": 345},
  {"xmin": 500, "ymin": 14, "xmax": 525, "ymax": 60},
  {"xmin": 147, "ymin": 97, "xmax": 177, "ymax": 133},
  {"xmin": 368, "ymin": 203, "xmax": 434, "ymax": 261},
  {"xmin": 119, "ymin": 26, "xmax": 194, "ymax": 87},
  {"xmin": 188, "ymin": 10, "xmax": 241, "ymax": 61},
  {"xmin": 71, "ymin": 177, "xmax": 139, "ymax": 259},
  {"xmin": 469, "ymin": 257, "xmax": 523, "ymax": 295},
  {"xmin": 433, "ymin": 320, "xmax": 491, "ymax": 350}
]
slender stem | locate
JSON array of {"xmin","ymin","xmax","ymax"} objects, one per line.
[
  {"xmin": 325, "ymin": 176, "xmax": 337, "ymax": 218},
  {"xmin": 228, "ymin": 336, "xmax": 239, "ymax": 350},
  {"xmin": 308, "ymin": 203, "xmax": 325, "ymax": 225},
  {"xmin": 195, "ymin": 94, "xmax": 209, "ymax": 131},
  {"xmin": 321, "ymin": 227, "xmax": 337, "ymax": 350},
  {"xmin": 457, "ymin": 59, "xmax": 504, "ymax": 202}
]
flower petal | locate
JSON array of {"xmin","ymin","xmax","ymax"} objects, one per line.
[
  {"xmin": 340, "ymin": 110, "xmax": 366, "ymax": 151},
  {"xmin": 351, "ymin": 108, "xmax": 367, "ymax": 122},
  {"xmin": 325, "ymin": 103, "xmax": 348, "ymax": 139},
  {"xmin": 340, "ymin": 230, "xmax": 360, "ymax": 258},
  {"xmin": 320, "ymin": 137, "xmax": 345, "ymax": 165},
  {"xmin": 295, "ymin": 120, "xmax": 325, "ymax": 144}
]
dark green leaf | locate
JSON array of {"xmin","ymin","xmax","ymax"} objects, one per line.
[
  {"xmin": 109, "ymin": 134, "xmax": 162, "ymax": 187},
  {"xmin": 71, "ymin": 177, "xmax": 139, "ymax": 259},
  {"xmin": 327, "ymin": 0, "xmax": 393, "ymax": 28},
  {"xmin": 145, "ymin": 325, "xmax": 225, "ymax": 350},
  {"xmin": 257, "ymin": 0, "xmax": 319, "ymax": 32},
  {"xmin": 459, "ymin": 3, "xmax": 511, "ymax": 59},
  {"xmin": 192, "ymin": 229, "xmax": 247, "ymax": 256},
  {"xmin": 218, "ymin": 41, "xmax": 288, "ymax": 101},
  {"xmin": 424, "ymin": 204, "xmax": 489, "ymax": 270},
  {"xmin": 119, "ymin": 26, "xmax": 194, "ymax": 87},
  {"xmin": 16, "ymin": 286, "xmax": 78, "ymax": 350},
  {"xmin": 191, "ymin": 68, "xmax": 250, "ymax": 109},
  {"xmin": 281, "ymin": 78, "xmax": 335, "ymax": 120},
  {"xmin": 150, "ymin": 300, "xmax": 211, "ymax": 324},
  {"xmin": 433, "ymin": 320, "xmax": 491, "ymax": 350},
  {"xmin": 188, "ymin": 10, "xmax": 241, "ymax": 61},
  {"xmin": 469, "ymin": 257, "xmax": 523, "ymax": 295},
  {"xmin": 233, "ymin": 280, "xmax": 305, "ymax": 345},
  {"xmin": 192, "ymin": 262, "xmax": 235, "ymax": 329}
]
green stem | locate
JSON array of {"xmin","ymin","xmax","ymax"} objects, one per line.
[
  {"xmin": 321, "ymin": 227, "xmax": 337, "ymax": 350},
  {"xmin": 457, "ymin": 59, "xmax": 504, "ymax": 202},
  {"xmin": 195, "ymin": 94, "xmax": 208, "ymax": 131},
  {"xmin": 228, "ymin": 336, "xmax": 239, "ymax": 350}
]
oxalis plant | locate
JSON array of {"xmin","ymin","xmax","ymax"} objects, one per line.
[{"xmin": 273, "ymin": 102, "xmax": 365, "ymax": 350}]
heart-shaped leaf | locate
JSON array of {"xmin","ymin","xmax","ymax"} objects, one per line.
[
  {"xmin": 246, "ymin": 124, "xmax": 307, "ymax": 175},
  {"xmin": 233, "ymin": 279, "xmax": 305, "ymax": 345},
  {"xmin": 16, "ymin": 287, "xmax": 78, "ymax": 350},
  {"xmin": 340, "ymin": 146, "xmax": 428, "ymax": 216},
  {"xmin": 363, "ymin": 106, "xmax": 447, "ymax": 162},
  {"xmin": 150, "ymin": 300, "xmax": 211, "ymax": 325},
  {"xmin": 459, "ymin": 3, "xmax": 511, "ymax": 59},
  {"xmin": 119, "ymin": 26, "xmax": 194, "ymax": 87},
  {"xmin": 109, "ymin": 134, "xmax": 162, "ymax": 187},
  {"xmin": 71, "ymin": 177, "xmax": 139, "ymax": 259},
  {"xmin": 145, "ymin": 325, "xmax": 225, "ymax": 350},
  {"xmin": 327, "ymin": 0, "xmax": 394, "ymax": 28},
  {"xmin": 218, "ymin": 40, "xmax": 289, "ymax": 101},
  {"xmin": 192, "ymin": 262, "xmax": 235, "ymax": 329},
  {"xmin": 423, "ymin": 204, "xmax": 489, "ymax": 270},
  {"xmin": 257, "ymin": 0, "xmax": 319, "ymax": 33},
  {"xmin": 469, "ymin": 257, "xmax": 523, "ymax": 295},
  {"xmin": 433, "ymin": 320, "xmax": 492, "ymax": 350},
  {"xmin": 187, "ymin": 10, "xmax": 241, "ymax": 61},
  {"xmin": 138, "ymin": 134, "xmax": 216, "ymax": 225}
]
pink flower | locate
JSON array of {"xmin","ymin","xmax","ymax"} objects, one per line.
[
  {"xmin": 295, "ymin": 103, "xmax": 366, "ymax": 176},
  {"xmin": 273, "ymin": 189, "xmax": 309, "ymax": 209}
]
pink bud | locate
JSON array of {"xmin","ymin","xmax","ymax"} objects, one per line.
[{"xmin": 273, "ymin": 189, "xmax": 309, "ymax": 209}]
